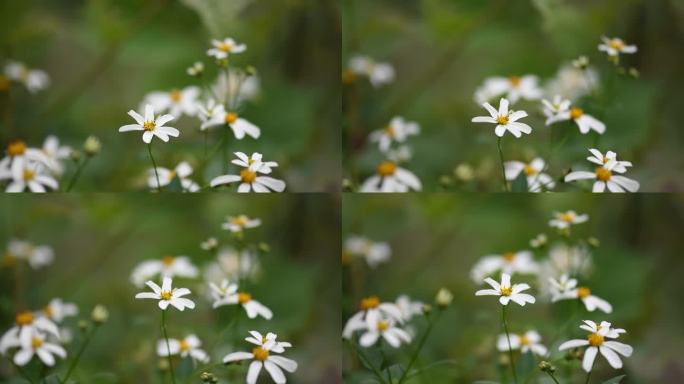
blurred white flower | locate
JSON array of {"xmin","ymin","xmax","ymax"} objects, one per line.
[
  {"xmin": 497, "ymin": 330, "xmax": 548, "ymax": 356},
  {"xmin": 549, "ymin": 274, "xmax": 612, "ymax": 313},
  {"xmin": 203, "ymin": 247, "xmax": 260, "ymax": 284},
  {"xmin": 232, "ymin": 152, "xmax": 276, "ymax": 173},
  {"xmin": 359, "ymin": 160, "xmax": 421, "ymax": 193},
  {"xmin": 207, "ymin": 38, "xmax": 247, "ymax": 60},
  {"xmin": 358, "ymin": 311, "xmax": 412, "ymax": 348},
  {"xmin": 186, "ymin": 61, "xmax": 204, "ymax": 76},
  {"xmin": 470, "ymin": 251, "xmax": 539, "ymax": 283},
  {"xmin": 210, "ymin": 152, "xmax": 285, "ymax": 193},
  {"xmin": 559, "ymin": 320, "xmax": 632, "ymax": 372},
  {"xmin": 549, "ymin": 211, "xmax": 589, "ymax": 230},
  {"xmin": 2, "ymin": 240, "xmax": 54, "ymax": 269},
  {"xmin": 541, "ymin": 95, "xmax": 571, "ymax": 123},
  {"xmin": 119, "ymin": 104, "xmax": 180, "ymax": 144},
  {"xmin": 223, "ymin": 331, "xmax": 297, "ymax": 384},
  {"xmin": 130, "ymin": 256, "xmax": 199, "ymax": 287},
  {"xmin": 475, "ymin": 273, "xmax": 536, "ymax": 306},
  {"xmin": 395, "ymin": 295, "xmax": 423, "ymax": 322},
  {"xmin": 587, "ymin": 148, "xmax": 632, "ymax": 173},
  {"xmin": 0, "ymin": 311, "xmax": 60, "ymax": 354},
  {"xmin": 142, "ymin": 87, "xmax": 200, "ymax": 117},
  {"xmin": 386, "ymin": 145, "xmax": 413, "ymax": 164},
  {"xmin": 544, "ymin": 64, "xmax": 599, "ymax": 101},
  {"xmin": 540, "ymin": 244, "xmax": 593, "ymax": 283},
  {"xmin": 212, "ymin": 70, "xmax": 260, "ymax": 107},
  {"xmin": 210, "ymin": 279, "xmax": 273, "ymax": 319},
  {"xmin": 369, "ymin": 117, "xmax": 420, "ymax": 152},
  {"xmin": 41, "ymin": 135, "xmax": 71, "ymax": 175},
  {"xmin": 147, "ymin": 161, "xmax": 199, "ymax": 192},
  {"xmin": 565, "ymin": 153, "xmax": 639, "ymax": 193},
  {"xmin": 546, "ymin": 104, "xmax": 605, "ymax": 135},
  {"xmin": 157, "ymin": 334, "xmax": 209, "ymax": 363},
  {"xmin": 598, "ymin": 36, "xmax": 637, "ymax": 57},
  {"xmin": 343, "ymin": 236, "xmax": 391, "ymax": 268},
  {"xmin": 223, "ymin": 214, "xmax": 261, "ymax": 233},
  {"xmin": 11, "ymin": 331, "xmax": 66, "ymax": 367},
  {"xmin": 2, "ymin": 140, "xmax": 52, "ymax": 181},
  {"xmin": 1, "ymin": 161, "xmax": 58, "ymax": 193},
  {"xmin": 246, "ymin": 331, "xmax": 291, "ymax": 353},
  {"xmin": 200, "ymin": 104, "xmax": 260, "ymax": 139},
  {"xmin": 40, "ymin": 298, "xmax": 78, "ymax": 324},
  {"xmin": 504, "ymin": 158, "xmax": 555, "ymax": 192},
  {"xmin": 135, "ymin": 277, "xmax": 195, "ymax": 311},
  {"xmin": 4, "ymin": 61, "xmax": 49, "ymax": 93},
  {"xmin": 529, "ymin": 234, "xmax": 547, "ymax": 248},
  {"xmin": 474, "ymin": 75, "xmax": 542, "ymax": 104},
  {"xmin": 343, "ymin": 296, "xmax": 403, "ymax": 339},
  {"xmin": 472, "ymin": 98, "xmax": 532, "ymax": 138},
  {"xmin": 200, "ymin": 237, "xmax": 219, "ymax": 252},
  {"xmin": 348, "ymin": 55, "xmax": 395, "ymax": 88}
]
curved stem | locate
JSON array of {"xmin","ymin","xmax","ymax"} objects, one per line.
[
  {"xmin": 60, "ymin": 326, "xmax": 98, "ymax": 383},
  {"xmin": 147, "ymin": 143, "xmax": 162, "ymax": 192},
  {"xmin": 65, "ymin": 157, "xmax": 90, "ymax": 192},
  {"xmin": 161, "ymin": 310, "xmax": 176, "ymax": 384},
  {"xmin": 502, "ymin": 306, "xmax": 518, "ymax": 384},
  {"xmin": 497, "ymin": 137, "xmax": 509, "ymax": 192},
  {"xmin": 544, "ymin": 371, "xmax": 561, "ymax": 384},
  {"xmin": 584, "ymin": 366, "xmax": 593, "ymax": 384},
  {"xmin": 380, "ymin": 343, "xmax": 392, "ymax": 383},
  {"xmin": 397, "ymin": 310, "xmax": 442, "ymax": 384},
  {"xmin": 7, "ymin": 355, "xmax": 35, "ymax": 384},
  {"xmin": 347, "ymin": 340, "xmax": 388, "ymax": 384}
]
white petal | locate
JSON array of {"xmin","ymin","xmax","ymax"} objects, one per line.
[{"xmin": 582, "ymin": 346, "xmax": 598, "ymax": 372}]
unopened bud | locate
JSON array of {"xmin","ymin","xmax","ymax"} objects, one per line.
[
  {"xmin": 539, "ymin": 360, "xmax": 556, "ymax": 373},
  {"xmin": 83, "ymin": 136, "xmax": 101, "ymax": 156},
  {"xmin": 435, "ymin": 288, "xmax": 453, "ymax": 308},
  {"xmin": 91, "ymin": 304, "xmax": 109, "ymax": 324}
]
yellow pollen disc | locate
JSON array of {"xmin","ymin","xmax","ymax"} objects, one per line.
[
  {"xmin": 231, "ymin": 215, "xmax": 249, "ymax": 226},
  {"xmin": 179, "ymin": 340, "xmax": 190, "ymax": 352},
  {"xmin": 587, "ymin": 333, "xmax": 604, "ymax": 347},
  {"xmin": 577, "ymin": 286, "xmax": 591, "ymax": 299},
  {"xmin": 218, "ymin": 42, "xmax": 233, "ymax": 52},
  {"xmin": 252, "ymin": 346, "xmax": 269, "ymax": 361},
  {"xmin": 238, "ymin": 292, "xmax": 252, "ymax": 304},
  {"xmin": 559, "ymin": 212, "xmax": 576, "ymax": 222},
  {"xmin": 384, "ymin": 125, "xmax": 396, "ymax": 138},
  {"xmin": 240, "ymin": 169, "xmax": 257, "ymax": 183},
  {"xmin": 15, "ymin": 311, "xmax": 34, "ymax": 326},
  {"xmin": 519, "ymin": 335, "xmax": 530, "ymax": 346},
  {"xmin": 509, "ymin": 76, "xmax": 521, "ymax": 87},
  {"xmin": 360, "ymin": 296, "xmax": 380, "ymax": 310},
  {"xmin": 377, "ymin": 320, "xmax": 390, "ymax": 332},
  {"xmin": 500, "ymin": 287, "xmax": 512, "ymax": 296},
  {"xmin": 602, "ymin": 156, "xmax": 610, "ymax": 164},
  {"xmin": 161, "ymin": 256, "xmax": 175, "ymax": 266},
  {"xmin": 43, "ymin": 306, "xmax": 54, "ymax": 318},
  {"xmin": 503, "ymin": 252, "xmax": 516, "ymax": 262},
  {"xmin": 23, "ymin": 169, "xmax": 35, "ymax": 181},
  {"xmin": 570, "ymin": 107, "xmax": 584, "ymax": 120},
  {"xmin": 608, "ymin": 39, "xmax": 625, "ymax": 51},
  {"xmin": 523, "ymin": 165, "xmax": 536, "ymax": 176},
  {"xmin": 170, "ymin": 89, "xmax": 182, "ymax": 103},
  {"xmin": 377, "ymin": 161, "xmax": 397, "ymax": 177},
  {"xmin": 342, "ymin": 69, "xmax": 356, "ymax": 84},
  {"xmin": 160, "ymin": 290, "xmax": 173, "ymax": 300},
  {"xmin": 168, "ymin": 170, "xmax": 177, "ymax": 179},
  {"xmin": 496, "ymin": 115, "xmax": 509, "ymax": 125},
  {"xmin": 595, "ymin": 167, "xmax": 612, "ymax": 182},
  {"xmin": 31, "ymin": 336, "xmax": 44, "ymax": 349},
  {"xmin": 143, "ymin": 121, "xmax": 156, "ymax": 131},
  {"xmin": 8, "ymin": 141, "xmax": 27, "ymax": 156},
  {"xmin": 224, "ymin": 112, "xmax": 238, "ymax": 124}
]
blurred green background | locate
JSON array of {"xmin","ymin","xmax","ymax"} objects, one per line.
[
  {"xmin": 0, "ymin": 194, "xmax": 341, "ymax": 383},
  {"xmin": 342, "ymin": 194, "xmax": 684, "ymax": 383},
  {"xmin": 342, "ymin": 0, "xmax": 684, "ymax": 192},
  {"xmin": 1, "ymin": 0, "xmax": 341, "ymax": 192}
]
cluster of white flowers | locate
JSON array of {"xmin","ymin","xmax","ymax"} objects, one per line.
[
  {"xmin": 0, "ymin": 138, "xmax": 70, "ymax": 193},
  {"xmin": 2, "ymin": 61, "xmax": 49, "ymax": 93},
  {"xmin": 2, "ymin": 239, "xmax": 54, "ymax": 268},
  {"xmin": 342, "ymin": 235, "xmax": 391, "ymax": 268},
  {"xmin": 343, "ymin": 295, "xmax": 421, "ymax": 348},
  {"xmin": 118, "ymin": 37, "xmax": 286, "ymax": 193},
  {"xmin": 344, "ymin": 55, "xmax": 395, "ymax": 88}
]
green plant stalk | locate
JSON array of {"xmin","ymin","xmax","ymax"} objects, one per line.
[
  {"xmin": 7, "ymin": 355, "xmax": 35, "ymax": 384},
  {"xmin": 497, "ymin": 137, "xmax": 509, "ymax": 192},
  {"xmin": 348, "ymin": 339, "xmax": 388, "ymax": 384},
  {"xmin": 161, "ymin": 310, "xmax": 177, "ymax": 384},
  {"xmin": 65, "ymin": 157, "xmax": 90, "ymax": 192},
  {"xmin": 147, "ymin": 143, "xmax": 162, "ymax": 192},
  {"xmin": 584, "ymin": 363, "xmax": 594, "ymax": 384},
  {"xmin": 397, "ymin": 310, "xmax": 442, "ymax": 384},
  {"xmin": 60, "ymin": 325, "xmax": 99, "ymax": 383},
  {"xmin": 380, "ymin": 342, "xmax": 392, "ymax": 383},
  {"xmin": 543, "ymin": 370, "xmax": 561, "ymax": 384},
  {"xmin": 502, "ymin": 305, "xmax": 518, "ymax": 384}
]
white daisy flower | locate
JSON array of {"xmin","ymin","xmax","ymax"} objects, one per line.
[
  {"xmin": 223, "ymin": 331, "xmax": 297, "ymax": 384},
  {"xmin": 11, "ymin": 331, "xmax": 66, "ymax": 367},
  {"xmin": 549, "ymin": 211, "xmax": 589, "ymax": 230},
  {"xmin": 564, "ymin": 154, "xmax": 639, "ymax": 193},
  {"xmin": 212, "ymin": 70, "xmax": 260, "ymax": 107},
  {"xmin": 348, "ymin": 55, "xmax": 395, "ymax": 88},
  {"xmin": 470, "ymin": 251, "xmax": 539, "ymax": 283},
  {"xmin": 358, "ymin": 311, "xmax": 412, "ymax": 348},
  {"xmin": 2, "ymin": 240, "xmax": 54, "ymax": 269},
  {"xmin": 210, "ymin": 153, "xmax": 285, "ymax": 193},
  {"xmin": 134, "ymin": 277, "xmax": 196, "ymax": 311},
  {"xmin": 207, "ymin": 37, "xmax": 247, "ymax": 60},
  {"xmin": 343, "ymin": 236, "xmax": 391, "ymax": 268},
  {"xmin": 130, "ymin": 256, "xmax": 199, "ymax": 287},
  {"xmin": 359, "ymin": 161, "xmax": 421, "ymax": 193},
  {"xmin": 4, "ymin": 61, "xmax": 49, "ymax": 93},
  {"xmin": 186, "ymin": 61, "xmax": 204, "ymax": 76},
  {"xmin": 546, "ymin": 104, "xmax": 605, "ymax": 135},
  {"xmin": 386, "ymin": 145, "xmax": 413, "ymax": 163},
  {"xmin": 147, "ymin": 161, "xmax": 200, "ymax": 192},
  {"xmin": 223, "ymin": 214, "xmax": 261, "ymax": 233},
  {"xmin": 497, "ymin": 330, "xmax": 548, "ymax": 356},
  {"xmin": 586, "ymin": 148, "xmax": 632, "ymax": 173},
  {"xmin": 2, "ymin": 140, "xmax": 52, "ymax": 178},
  {"xmin": 544, "ymin": 65, "xmax": 599, "ymax": 101},
  {"xmin": 598, "ymin": 36, "xmax": 637, "ymax": 57},
  {"xmin": 559, "ymin": 320, "xmax": 633, "ymax": 372},
  {"xmin": 142, "ymin": 86, "xmax": 200, "ymax": 117},
  {"xmin": 369, "ymin": 117, "xmax": 420, "ymax": 153},
  {"xmin": 504, "ymin": 157, "xmax": 555, "ymax": 192},
  {"xmin": 118, "ymin": 104, "xmax": 180, "ymax": 144},
  {"xmin": 2, "ymin": 161, "xmax": 58, "ymax": 193},
  {"xmin": 541, "ymin": 95, "xmax": 571, "ymax": 123},
  {"xmin": 200, "ymin": 237, "xmax": 219, "ymax": 252},
  {"xmin": 475, "ymin": 273, "xmax": 536, "ymax": 306},
  {"xmin": 246, "ymin": 331, "xmax": 291, "ymax": 354},
  {"xmin": 539, "ymin": 245, "xmax": 592, "ymax": 285},
  {"xmin": 231, "ymin": 152, "xmax": 276, "ymax": 173},
  {"xmin": 40, "ymin": 135, "xmax": 71, "ymax": 175},
  {"xmin": 395, "ymin": 295, "xmax": 423, "ymax": 322},
  {"xmin": 40, "ymin": 298, "xmax": 78, "ymax": 324},
  {"xmin": 157, "ymin": 334, "xmax": 209, "ymax": 364},
  {"xmin": 342, "ymin": 296, "xmax": 403, "ymax": 339},
  {"xmin": 199, "ymin": 104, "xmax": 260, "ymax": 139},
  {"xmin": 474, "ymin": 75, "xmax": 542, "ymax": 104},
  {"xmin": 203, "ymin": 247, "xmax": 260, "ymax": 284},
  {"xmin": 0, "ymin": 311, "xmax": 60, "ymax": 354},
  {"xmin": 529, "ymin": 234, "xmax": 547, "ymax": 249},
  {"xmin": 472, "ymin": 98, "xmax": 532, "ymax": 138},
  {"xmin": 549, "ymin": 274, "xmax": 612, "ymax": 313},
  {"xmin": 210, "ymin": 279, "xmax": 273, "ymax": 320}
]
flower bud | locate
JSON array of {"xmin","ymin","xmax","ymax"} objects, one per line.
[
  {"xmin": 83, "ymin": 136, "xmax": 101, "ymax": 156},
  {"xmin": 246, "ymin": 66, "xmax": 258, "ymax": 77},
  {"xmin": 200, "ymin": 372, "xmax": 218, "ymax": 383},
  {"xmin": 539, "ymin": 360, "xmax": 556, "ymax": 373},
  {"xmin": 91, "ymin": 304, "xmax": 109, "ymax": 324},
  {"xmin": 70, "ymin": 150, "xmax": 83, "ymax": 162},
  {"xmin": 78, "ymin": 320, "xmax": 90, "ymax": 332},
  {"xmin": 587, "ymin": 237, "xmax": 600, "ymax": 248},
  {"xmin": 454, "ymin": 163, "xmax": 474, "ymax": 182},
  {"xmin": 258, "ymin": 242, "xmax": 270, "ymax": 253},
  {"xmin": 187, "ymin": 61, "xmax": 205, "ymax": 77},
  {"xmin": 435, "ymin": 288, "xmax": 453, "ymax": 308},
  {"xmin": 200, "ymin": 237, "xmax": 219, "ymax": 251}
]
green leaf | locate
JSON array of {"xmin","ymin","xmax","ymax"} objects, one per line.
[
  {"xmin": 601, "ymin": 375, "xmax": 626, "ymax": 384},
  {"xmin": 511, "ymin": 171, "xmax": 528, "ymax": 192}
]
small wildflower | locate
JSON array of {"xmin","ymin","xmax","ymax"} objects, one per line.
[
  {"xmin": 207, "ymin": 38, "xmax": 247, "ymax": 60},
  {"xmin": 564, "ymin": 150, "xmax": 639, "ymax": 192},
  {"xmin": 546, "ymin": 103, "xmax": 605, "ymax": 135},
  {"xmin": 474, "ymin": 75, "xmax": 542, "ymax": 104},
  {"xmin": 470, "ymin": 251, "xmax": 539, "ymax": 283},
  {"xmin": 210, "ymin": 279, "xmax": 273, "ymax": 319},
  {"xmin": 358, "ymin": 311, "xmax": 412, "ymax": 348},
  {"xmin": 359, "ymin": 160, "xmax": 421, "ymax": 192},
  {"xmin": 200, "ymin": 237, "xmax": 219, "ymax": 252},
  {"xmin": 598, "ymin": 36, "xmax": 637, "ymax": 57},
  {"xmin": 135, "ymin": 277, "xmax": 196, "ymax": 311},
  {"xmin": 348, "ymin": 55, "xmax": 395, "ymax": 88},
  {"xmin": 223, "ymin": 214, "xmax": 261, "ymax": 233},
  {"xmin": 200, "ymin": 103, "xmax": 261, "ymax": 139},
  {"xmin": 529, "ymin": 234, "xmax": 547, "ymax": 249},
  {"xmin": 497, "ymin": 330, "xmax": 548, "ymax": 356},
  {"xmin": 343, "ymin": 296, "xmax": 403, "ymax": 339},
  {"xmin": 157, "ymin": 334, "xmax": 210, "ymax": 363},
  {"xmin": 4, "ymin": 61, "xmax": 49, "ymax": 93},
  {"xmin": 142, "ymin": 87, "xmax": 200, "ymax": 118},
  {"xmin": 549, "ymin": 211, "xmax": 589, "ymax": 230},
  {"xmin": 472, "ymin": 98, "xmax": 532, "ymax": 138},
  {"xmin": 186, "ymin": 61, "xmax": 205, "ymax": 76},
  {"xmin": 475, "ymin": 273, "xmax": 536, "ymax": 306},
  {"xmin": 505, "ymin": 157, "xmax": 555, "ymax": 192},
  {"xmin": 210, "ymin": 152, "xmax": 285, "ymax": 193},
  {"xmin": 147, "ymin": 161, "xmax": 200, "ymax": 192},
  {"xmin": 549, "ymin": 274, "xmax": 612, "ymax": 313},
  {"xmin": 118, "ymin": 104, "xmax": 180, "ymax": 144},
  {"xmin": 369, "ymin": 117, "xmax": 419, "ymax": 152},
  {"xmin": 559, "ymin": 320, "xmax": 632, "ymax": 372},
  {"xmin": 130, "ymin": 255, "xmax": 199, "ymax": 287},
  {"xmin": 11, "ymin": 332, "xmax": 66, "ymax": 366},
  {"xmin": 343, "ymin": 236, "xmax": 391, "ymax": 268},
  {"xmin": 223, "ymin": 331, "xmax": 297, "ymax": 384}
]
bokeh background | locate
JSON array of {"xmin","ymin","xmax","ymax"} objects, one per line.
[
  {"xmin": 1, "ymin": 0, "xmax": 341, "ymax": 192},
  {"xmin": 0, "ymin": 194, "xmax": 341, "ymax": 383},
  {"xmin": 342, "ymin": 194, "xmax": 684, "ymax": 383},
  {"xmin": 342, "ymin": 0, "xmax": 684, "ymax": 192}
]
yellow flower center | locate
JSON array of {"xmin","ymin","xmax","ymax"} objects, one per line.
[
  {"xmin": 231, "ymin": 215, "xmax": 249, "ymax": 226},
  {"xmin": 179, "ymin": 340, "xmax": 191, "ymax": 352},
  {"xmin": 602, "ymin": 156, "xmax": 610, "ymax": 164},
  {"xmin": 31, "ymin": 336, "xmax": 44, "ymax": 349},
  {"xmin": 523, "ymin": 164, "xmax": 537, "ymax": 176},
  {"xmin": 509, "ymin": 76, "xmax": 521, "ymax": 87},
  {"xmin": 608, "ymin": 39, "xmax": 625, "ymax": 51},
  {"xmin": 143, "ymin": 121, "xmax": 156, "ymax": 131},
  {"xmin": 377, "ymin": 320, "xmax": 390, "ymax": 332},
  {"xmin": 587, "ymin": 332, "xmax": 604, "ymax": 347},
  {"xmin": 218, "ymin": 42, "xmax": 233, "ymax": 52},
  {"xmin": 360, "ymin": 296, "xmax": 380, "ymax": 310},
  {"xmin": 519, "ymin": 335, "xmax": 530, "ymax": 346},
  {"xmin": 384, "ymin": 125, "xmax": 396, "ymax": 138},
  {"xmin": 595, "ymin": 167, "xmax": 612, "ymax": 182},
  {"xmin": 252, "ymin": 346, "xmax": 269, "ymax": 361},
  {"xmin": 161, "ymin": 256, "xmax": 175, "ymax": 266},
  {"xmin": 559, "ymin": 212, "xmax": 576, "ymax": 222},
  {"xmin": 238, "ymin": 292, "xmax": 252, "ymax": 304},
  {"xmin": 8, "ymin": 141, "xmax": 27, "ymax": 156},
  {"xmin": 15, "ymin": 311, "xmax": 34, "ymax": 326},
  {"xmin": 43, "ymin": 305, "xmax": 54, "ymax": 318},
  {"xmin": 224, "ymin": 112, "xmax": 238, "ymax": 124},
  {"xmin": 23, "ymin": 169, "xmax": 35, "ymax": 181},
  {"xmin": 577, "ymin": 286, "xmax": 591, "ymax": 299},
  {"xmin": 240, "ymin": 169, "xmax": 257, "ymax": 183},
  {"xmin": 496, "ymin": 114, "xmax": 509, "ymax": 125},
  {"xmin": 377, "ymin": 161, "xmax": 397, "ymax": 177},
  {"xmin": 500, "ymin": 286, "xmax": 512, "ymax": 296},
  {"xmin": 170, "ymin": 89, "xmax": 182, "ymax": 103},
  {"xmin": 570, "ymin": 107, "xmax": 584, "ymax": 120},
  {"xmin": 160, "ymin": 290, "xmax": 173, "ymax": 300}
]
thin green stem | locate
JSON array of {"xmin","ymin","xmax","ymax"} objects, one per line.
[
  {"xmin": 347, "ymin": 340, "xmax": 388, "ymax": 384},
  {"xmin": 65, "ymin": 157, "xmax": 90, "ymax": 192},
  {"xmin": 161, "ymin": 310, "xmax": 177, "ymax": 384},
  {"xmin": 545, "ymin": 371, "xmax": 561, "ymax": 384},
  {"xmin": 380, "ymin": 343, "xmax": 393, "ymax": 383},
  {"xmin": 502, "ymin": 306, "xmax": 518, "ymax": 384},
  {"xmin": 60, "ymin": 326, "xmax": 99, "ymax": 383},
  {"xmin": 397, "ymin": 310, "xmax": 442, "ymax": 384},
  {"xmin": 497, "ymin": 137, "xmax": 509, "ymax": 192},
  {"xmin": 7, "ymin": 355, "xmax": 35, "ymax": 384},
  {"xmin": 584, "ymin": 362, "xmax": 594, "ymax": 384},
  {"xmin": 147, "ymin": 143, "xmax": 162, "ymax": 192},
  {"xmin": 221, "ymin": 127, "xmax": 229, "ymax": 173}
]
